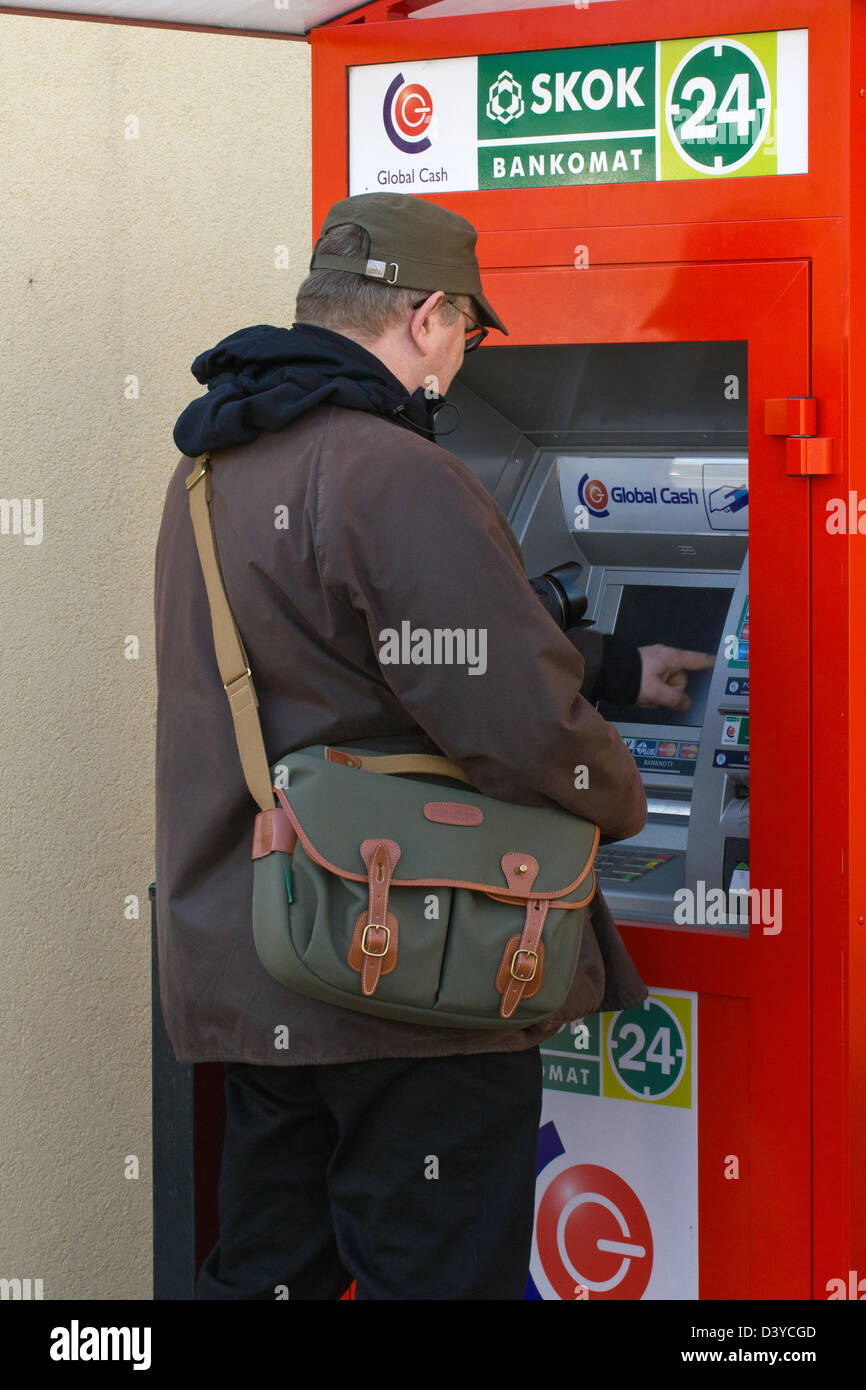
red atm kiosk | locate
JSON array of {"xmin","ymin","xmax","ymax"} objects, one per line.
[{"xmin": 306, "ymin": 0, "xmax": 866, "ymax": 1300}]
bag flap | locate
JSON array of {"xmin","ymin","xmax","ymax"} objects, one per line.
[{"xmin": 270, "ymin": 747, "xmax": 599, "ymax": 900}]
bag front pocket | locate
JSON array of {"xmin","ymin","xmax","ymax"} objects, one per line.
[
  {"xmin": 289, "ymin": 849, "xmax": 453, "ymax": 1009},
  {"xmin": 435, "ymin": 890, "xmax": 586, "ymax": 1022}
]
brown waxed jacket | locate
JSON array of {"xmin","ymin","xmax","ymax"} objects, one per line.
[{"xmin": 154, "ymin": 401, "xmax": 648, "ymax": 1065}]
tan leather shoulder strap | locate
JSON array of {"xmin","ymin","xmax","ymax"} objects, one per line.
[{"xmin": 185, "ymin": 454, "xmax": 276, "ymax": 812}]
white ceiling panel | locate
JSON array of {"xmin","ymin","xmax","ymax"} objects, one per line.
[
  {"xmin": 0, "ymin": 1, "xmax": 362, "ymax": 37},
  {"xmin": 1, "ymin": 0, "xmax": 621, "ymax": 36}
]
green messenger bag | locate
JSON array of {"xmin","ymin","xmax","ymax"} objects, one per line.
[{"xmin": 187, "ymin": 452, "xmax": 600, "ymax": 1029}]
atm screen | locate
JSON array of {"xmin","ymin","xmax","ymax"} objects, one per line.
[{"xmin": 597, "ymin": 583, "xmax": 732, "ymax": 729}]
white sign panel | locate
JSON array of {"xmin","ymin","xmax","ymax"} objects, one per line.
[
  {"xmin": 348, "ymin": 31, "xmax": 808, "ymax": 195},
  {"xmin": 349, "ymin": 58, "xmax": 479, "ymax": 196},
  {"xmin": 529, "ymin": 988, "xmax": 698, "ymax": 1300},
  {"xmin": 558, "ymin": 455, "xmax": 749, "ymax": 534}
]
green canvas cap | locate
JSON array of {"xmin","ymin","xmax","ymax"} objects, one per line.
[{"xmin": 310, "ymin": 192, "xmax": 508, "ymax": 336}]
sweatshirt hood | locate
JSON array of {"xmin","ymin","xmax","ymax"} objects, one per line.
[{"xmin": 172, "ymin": 321, "xmax": 451, "ymax": 457}]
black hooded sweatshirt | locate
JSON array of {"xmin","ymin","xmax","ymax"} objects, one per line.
[{"xmin": 173, "ymin": 321, "xmax": 443, "ymax": 456}]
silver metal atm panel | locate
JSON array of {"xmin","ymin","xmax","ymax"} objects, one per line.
[
  {"xmin": 446, "ymin": 341, "xmax": 750, "ymax": 932},
  {"xmin": 509, "ymin": 452, "xmax": 747, "ymax": 925}
]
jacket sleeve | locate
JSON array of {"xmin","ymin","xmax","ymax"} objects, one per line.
[
  {"xmin": 317, "ymin": 424, "xmax": 647, "ymax": 841},
  {"xmin": 563, "ymin": 626, "xmax": 605, "ymax": 700},
  {"xmin": 565, "ymin": 628, "xmax": 643, "ymax": 706}
]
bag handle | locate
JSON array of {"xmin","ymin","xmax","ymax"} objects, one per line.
[
  {"xmin": 185, "ymin": 452, "xmax": 473, "ymax": 813},
  {"xmin": 321, "ymin": 746, "xmax": 470, "ymax": 783}
]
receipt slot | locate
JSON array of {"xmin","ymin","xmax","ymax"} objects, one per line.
[{"xmin": 309, "ymin": 0, "xmax": 864, "ymax": 1300}]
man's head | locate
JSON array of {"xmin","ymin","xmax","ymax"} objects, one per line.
[{"xmin": 294, "ymin": 193, "xmax": 507, "ymax": 399}]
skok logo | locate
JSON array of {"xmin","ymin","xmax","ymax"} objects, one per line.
[
  {"xmin": 383, "ymin": 72, "xmax": 433, "ymax": 153},
  {"xmin": 577, "ymin": 473, "xmax": 610, "ymax": 518},
  {"xmin": 487, "ymin": 70, "xmax": 525, "ymax": 125}
]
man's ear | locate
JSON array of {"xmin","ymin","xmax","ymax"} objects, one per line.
[{"xmin": 409, "ymin": 291, "xmax": 445, "ymax": 352}]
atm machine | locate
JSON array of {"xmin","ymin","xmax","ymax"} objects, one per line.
[
  {"xmin": 445, "ymin": 341, "xmax": 755, "ymax": 1299},
  {"xmin": 448, "ymin": 342, "xmax": 750, "ymax": 934}
]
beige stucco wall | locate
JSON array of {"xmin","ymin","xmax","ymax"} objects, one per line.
[{"xmin": 0, "ymin": 13, "xmax": 311, "ymax": 1299}]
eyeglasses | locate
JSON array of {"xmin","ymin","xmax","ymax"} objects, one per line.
[{"xmin": 411, "ymin": 296, "xmax": 489, "ymax": 352}]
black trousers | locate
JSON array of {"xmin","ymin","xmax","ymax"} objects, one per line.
[{"xmin": 194, "ymin": 1046, "xmax": 543, "ymax": 1301}]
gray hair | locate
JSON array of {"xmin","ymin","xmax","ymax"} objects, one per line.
[{"xmin": 295, "ymin": 222, "xmax": 465, "ymax": 341}]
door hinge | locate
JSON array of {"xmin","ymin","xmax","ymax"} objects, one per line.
[{"xmin": 764, "ymin": 397, "xmax": 835, "ymax": 475}]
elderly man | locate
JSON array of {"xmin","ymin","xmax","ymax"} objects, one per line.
[{"xmin": 155, "ymin": 192, "xmax": 701, "ymax": 1300}]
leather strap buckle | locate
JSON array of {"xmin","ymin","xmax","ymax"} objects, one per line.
[
  {"xmin": 495, "ymin": 893, "xmax": 549, "ymax": 1018},
  {"xmin": 510, "ymin": 949, "xmax": 538, "ymax": 982},
  {"xmin": 361, "ymin": 923, "xmax": 391, "ymax": 957},
  {"xmin": 347, "ymin": 838, "xmax": 402, "ymax": 995}
]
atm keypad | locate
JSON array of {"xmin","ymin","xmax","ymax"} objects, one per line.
[{"xmin": 594, "ymin": 846, "xmax": 681, "ymax": 882}]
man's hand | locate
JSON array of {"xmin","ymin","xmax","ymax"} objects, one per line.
[{"xmin": 636, "ymin": 645, "xmax": 716, "ymax": 711}]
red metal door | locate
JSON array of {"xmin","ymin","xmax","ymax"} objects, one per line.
[{"xmin": 471, "ymin": 253, "xmax": 812, "ymax": 1298}]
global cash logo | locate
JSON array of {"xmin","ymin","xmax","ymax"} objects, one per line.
[
  {"xmin": 529, "ymin": 1121, "xmax": 654, "ymax": 1300},
  {"xmin": 383, "ymin": 72, "xmax": 434, "ymax": 153},
  {"xmin": 577, "ymin": 473, "xmax": 610, "ymax": 519}
]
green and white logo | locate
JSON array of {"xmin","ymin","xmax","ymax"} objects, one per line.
[
  {"xmin": 486, "ymin": 69, "xmax": 524, "ymax": 125},
  {"xmin": 665, "ymin": 37, "xmax": 772, "ymax": 174},
  {"xmin": 605, "ymin": 995, "xmax": 691, "ymax": 1105}
]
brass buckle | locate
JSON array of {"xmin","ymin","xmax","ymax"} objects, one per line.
[
  {"xmin": 510, "ymin": 949, "xmax": 538, "ymax": 982},
  {"xmin": 361, "ymin": 923, "xmax": 390, "ymax": 957},
  {"xmin": 223, "ymin": 666, "xmax": 251, "ymax": 690},
  {"xmin": 185, "ymin": 459, "xmax": 210, "ymax": 490}
]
